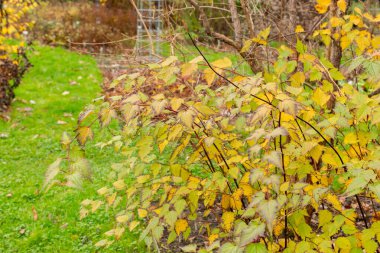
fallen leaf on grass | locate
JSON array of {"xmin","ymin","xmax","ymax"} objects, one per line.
[
  {"xmin": 17, "ymin": 107, "xmax": 33, "ymax": 112},
  {"xmin": 0, "ymin": 133, "xmax": 9, "ymax": 139},
  {"xmin": 57, "ymin": 120, "xmax": 67, "ymax": 125},
  {"xmin": 32, "ymin": 206, "xmax": 38, "ymax": 221}
]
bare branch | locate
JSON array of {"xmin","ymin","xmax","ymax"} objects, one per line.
[
  {"xmin": 186, "ymin": 0, "xmax": 240, "ymax": 49},
  {"xmin": 240, "ymin": 0, "xmax": 255, "ymax": 38},
  {"xmin": 228, "ymin": 0, "xmax": 242, "ymax": 46}
]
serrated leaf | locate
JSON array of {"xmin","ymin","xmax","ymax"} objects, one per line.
[
  {"xmin": 164, "ymin": 210, "xmax": 178, "ymax": 228},
  {"xmin": 78, "ymin": 109, "xmax": 94, "ymax": 124},
  {"xmin": 174, "ymin": 199, "xmax": 187, "ymax": 215},
  {"xmin": 290, "ymin": 72, "xmax": 305, "ymax": 86},
  {"xmin": 257, "ymin": 200, "xmax": 278, "ymax": 233},
  {"xmin": 99, "ymin": 108, "xmax": 116, "ymax": 127},
  {"xmin": 180, "ymin": 244, "xmax": 197, "ymax": 252},
  {"xmin": 61, "ymin": 132, "xmax": 71, "ymax": 150},
  {"xmin": 312, "ymin": 88, "xmax": 330, "ymax": 107},
  {"xmin": 245, "ymin": 243, "xmax": 267, "ymax": 253},
  {"xmin": 43, "ymin": 158, "xmax": 62, "ymax": 190},
  {"xmin": 178, "ymin": 110, "xmax": 195, "ymax": 128},
  {"xmin": 239, "ymin": 223, "xmax": 265, "ymax": 247},
  {"xmin": 76, "ymin": 126, "xmax": 93, "ymax": 146},
  {"xmin": 264, "ymin": 151, "xmax": 283, "ymax": 169},
  {"xmin": 220, "ymin": 243, "xmax": 239, "ymax": 253},
  {"xmin": 343, "ymin": 132, "xmax": 358, "ymax": 144}
]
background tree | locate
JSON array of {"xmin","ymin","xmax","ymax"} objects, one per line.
[{"xmin": 184, "ymin": 0, "xmax": 360, "ymax": 73}]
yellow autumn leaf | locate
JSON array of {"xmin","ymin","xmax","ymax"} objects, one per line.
[
  {"xmin": 209, "ymin": 234, "xmax": 219, "ymax": 244},
  {"xmin": 138, "ymin": 209, "xmax": 148, "ymax": 218},
  {"xmin": 114, "ymin": 227, "xmax": 125, "ymax": 240},
  {"xmin": 340, "ymin": 35, "xmax": 351, "ymax": 50},
  {"xmin": 274, "ymin": 222, "xmax": 285, "ymax": 237},
  {"xmin": 326, "ymin": 193, "xmax": 342, "ymax": 211},
  {"xmin": 315, "ymin": 0, "xmax": 332, "ymax": 14},
  {"xmin": 337, "ymin": 0, "xmax": 347, "ymax": 12},
  {"xmin": 181, "ymin": 62, "xmax": 198, "ymax": 77},
  {"xmin": 221, "ymin": 194, "xmax": 231, "ymax": 210},
  {"xmin": 212, "ymin": 57, "xmax": 232, "ymax": 69},
  {"xmin": 231, "ymin": 189, "xmax": 243, "ymax": 210},
  {"xmin": 159, "ymin": 140, "xmax": 169, "ymax": 153},
  {"xmin": 178, "ymin": 110, "xmax": 195, "ymax": 128},
  {"xmin": 295, "ymin": 25, "xmax": 305, "ymax": 33},
  {"xmin": 312, "ymin": 88, "xmax": 330, "ymax": 107},
  {"xmin": 99, "ymin": 108, "xmax": 116, "ymax": 127},
  {"xmin": 330, "ymin": 17, "xmax": 343, "ymax": 27},
  {"xmin": 204, "ymin": 68, "xmax": 216, "ymax": 85},
  {"xmin": 344, "ymin": 132, "xmax": 358, "ymax": 145},
  {"xmin": 170, "ymin": 97, "xmax": 184, "ymax": 111},
  {"xmin": 222, "ymin": 212, "xmax": 235, "ymax": 232},
  {"xmin": 175, "ymin": 219, "xmax": 188, "ymax": 235},
  {"xmin": 113, "ymin": 179, "xmax": 126, "ymax": 190},
  {"xmin": 76, "ymin": 126, "xmax": 93, "ymax": 146},
  {"xmin": 129, "ymin": 221, "xmax": 140, "ymax": 231},
  {"xmin": 259, "ymin": 26, "xmax": 271, "ymax": 40},
  {"xmin": 241, "ymin": 184, "xmax": 253, "ymax": 198},
  {"xmin": 280, "ymin": 182, "xmax": 290, "ymax": 192},
  {"xmin": 116, "ymin": 214, "xmax": 129, "ymax": 223},
  {"xmin": 290, "ymin": 72, "xmax": 305, "ymax": 86},
  {"xmin": 322, "ymin": 153, "xmax": 340, "ymax": 167},
  {"xmin": 106, "ymin": 192, "xmax": 117, "ymax": 206}
]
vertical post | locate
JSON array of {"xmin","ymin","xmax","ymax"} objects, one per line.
[{"xmin": 135, "ymin": 0, "xmax": 163, "ymax": 61}]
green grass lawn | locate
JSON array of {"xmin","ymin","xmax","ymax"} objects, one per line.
[{"xmin": 0, "ymin": 45, "xmax": 142, "ymax": 252}]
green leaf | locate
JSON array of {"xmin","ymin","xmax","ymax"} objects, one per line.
[
  {"xmin": 296, "ymin": 40, "xmax": 306, "ymax": 54},
  {"xmin": 335, "ymin": 237, "xmax": 351, "ymax": 250},
  {"xmin": 290, "ymin": 72, "xmax": 305, "ymax": 87},
  {"xmin": 220, "ymin": 243, "xmax": 239, "ymax": 253},
  {"xmin": 329, "ymin": 68, "xmax": 345, "ymax": 80},
  {"xmin": 319, "ymin": 210, "xmax": 332, "ymax": 227},
  {"xmin": 257, "ymin": 200, "xmax": 278, "ymax": 233},
  {"xmin": 239, "ymin": 223, "xmax": 265, "ymax": 247},
  {"xmin": 297, "ymin": 222, "xmax": 312, "ymax": 240},
  {"xmin": 174, "ymin": 199, "xmax": 187, "ymax": 215},
  {"xmin": 180, "ymin": 244, "xmax": 197, "ymax": 253},
  {"xmin": 167, "ymin": 230, "xmax": 177, "ymax": 244},
  {"xmin": 245, "ymin": 243, "xmax": 267, "ymax": 253}
]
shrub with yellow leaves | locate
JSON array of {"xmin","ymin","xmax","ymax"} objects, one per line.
[
  {"xmin": 0, "ymin": 0, "xmax": 36, "ymax": 111},
  {"xmin": 47, "ymin": 1, "xmax": 380, "ymax": 252}
]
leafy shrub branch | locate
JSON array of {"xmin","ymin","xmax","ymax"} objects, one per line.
[{"xmin": 47, "ymin": 1, "xmax": 380, "ymax": 252}]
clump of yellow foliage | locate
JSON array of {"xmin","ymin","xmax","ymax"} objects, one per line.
[{"xmin": 0, "ymin": 0, "xmax": 37, "ymax": 59}]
